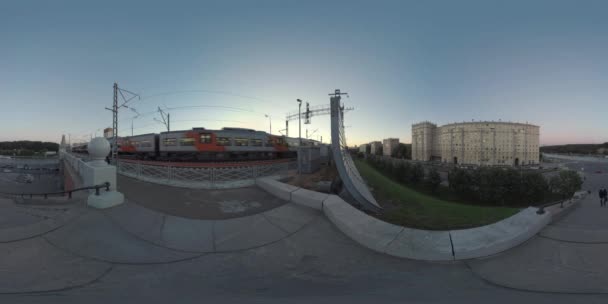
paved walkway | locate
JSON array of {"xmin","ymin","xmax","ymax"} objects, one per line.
[
  {"xmin": 466, "ymin": 157, "xmax": 608, "ymax": 293},
  {"xmin": 1, "ymin": 158, "xmax": 608, "ymax": 302},
  {"xmin": 117, "ymin": 175, "xmax": 287, "ymax": 219}
]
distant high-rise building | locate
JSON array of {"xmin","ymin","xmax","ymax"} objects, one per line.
[
  {"xmin": 369, "ymin": 141, "xmax": 382, "ymax": 155},
  {"xmin": 359, "ymin": 144, "xmax": 369, "ymax": 154},
  {"xmin": 383, "ymin": 138, "xmax": 399, "ymax": 156}
]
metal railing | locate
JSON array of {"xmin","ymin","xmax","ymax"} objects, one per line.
[
  {"xmin": 0, "ymin": 182, "xmax": 111, "ymax": 200},
  {"xmin": 536, "ymin": 199, "xmax": 567, "ymax": 215},
  {"xmin": 536, "ymin": 190, "xmax": 589, "ymax": 214},
  {"xmin": 117, "ymin": 160, "xmax": 296, "ymax": 189}
]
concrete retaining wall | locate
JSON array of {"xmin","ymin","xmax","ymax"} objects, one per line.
[
  {"xmin": 256, "ymin": 177, "xmax": 572, "ymax": 261},
  {"xmin": 450, "ymin": 207, "xmax": 551, "ymax": 260}
]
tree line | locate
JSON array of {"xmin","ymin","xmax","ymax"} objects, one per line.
[
  {"xmin": 0, "ymin": 141, "xmax": 59, "ymax": 156},
  {"xmin": 541, "ymin": 143, "xmax": 608, "ymax": 155},
  {"xmin": 364, "ymin": 154, "xmax": 583, "ymax": 207}
]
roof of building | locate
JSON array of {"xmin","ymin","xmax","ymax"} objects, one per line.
[{"xmin": 413, "ymin": 121, "xmax": 539, "ymax": 128}]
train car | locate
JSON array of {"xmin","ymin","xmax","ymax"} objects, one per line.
[
  {"xmin": 117, "ymin": 133, "xmax": 158, "ymax": 159},
  {"xmin": 157, "ymin": 127, "xmax": 295, "ymax": 161},
  {"xmin": 71, "ymin": 143, "xmax": 89, "ymax": 154}
]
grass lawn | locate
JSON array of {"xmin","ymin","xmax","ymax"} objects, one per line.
[{"xmin": 354, "ymin": 159, "xmax": 519, "ymax": 230}]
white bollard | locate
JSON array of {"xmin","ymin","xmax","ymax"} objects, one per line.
[{"xmin": 86, "ymin": 137, "xmax": 124, "ymax": 209}]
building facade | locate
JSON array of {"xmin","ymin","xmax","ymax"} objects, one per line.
[
  {"xmin": 412, "ymin": 121, "xmax": 540, "ymax": 166},
  {"xmin": 369, "ymin": 141, "xmax": 382, "ymax": 155},
  {"xmin": 359, "ymin": 144, "xmax": 369, "ymax": 154},
  {"xmin": 383, "ymin": 138, "xmax": 400, "ymax": 156}
]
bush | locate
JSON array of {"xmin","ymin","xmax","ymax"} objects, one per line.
[
  {"xmin": 448, "ymin": 168, "xmax": 473, "ymax": 195},
  {"xmin": 551, "ymin": 170, "xmax": 583, "ymax": 199},
  {"xmin": 365, "ymin": 157, "xmax": 580, "ymax": 207}
]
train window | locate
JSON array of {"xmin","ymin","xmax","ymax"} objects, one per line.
[
  {"xmin": 140, "ymin": 141, "xmax": 152, "ymax": 148},
  {"xmin": 163, "ymin": 138, "xmax": 177, "ymax": 146},
  {"xmin": 180, "ymin": 138, "xmax": 195, "ymax": 146},
  {"xmin": 217, "ymin": 137, "xmax": 231, "ymax": 146},
  {"xmin": 251, "ymin": 139, "xmax": 262, "ymax": 146},
  {"xmin": 132, "ymin": 141, "xmax": 139, "ymax": 147},
  {"xmin": 200, "ymin": 134, "xmax": 212, "ymax": 144},
  {"xmin": 234, "ymin": 138, "xmax": 248, "ymax": 146}
]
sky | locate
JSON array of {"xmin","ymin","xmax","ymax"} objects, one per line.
[{"xmin": 1, "ymin": 0, "xmax": 607, "ymax": 146}]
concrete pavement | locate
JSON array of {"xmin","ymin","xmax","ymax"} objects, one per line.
[
  {"xmin": 2, "ymin": 156, "xmax": 608, "ymax": 302},
  {"xmin": 466, "ymin": 156, "xmax": 608, "ymax": 293}
]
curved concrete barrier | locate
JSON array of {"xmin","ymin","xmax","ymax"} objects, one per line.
[
  {"xmin": 255, "ymin": 178, "xmax": 299, "ymax": 202},
  {"xmin": 257, "ymin": 179, "xmax": 562, "ymax": 261},
  {"xmin": 323, "ymin": 195, "xmax": 453, "ymax": 261}
]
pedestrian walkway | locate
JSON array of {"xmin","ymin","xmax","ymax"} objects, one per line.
[{"xmin": 466, "ymin": 158, "xmax": 608, "ymax": 293}]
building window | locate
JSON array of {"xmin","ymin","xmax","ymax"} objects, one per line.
[
  {"xmin": 200, "ymin": 133, "xmax": 212, "ymax": 144},
  {"xmin": 163, "ymin": 138, "xmax": 176, "ymax": 146},
  {"xmin": 234, "ymin": 138, "xmax": 249, "ymax": 146},
  {"xmin": 217, "ymin": 137, "xmax": 231, "ymax": 146}
]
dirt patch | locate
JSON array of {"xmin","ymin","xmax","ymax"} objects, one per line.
[{"xmin": 285, "ymin": 165, "xmax": 338, "ymax": 192}]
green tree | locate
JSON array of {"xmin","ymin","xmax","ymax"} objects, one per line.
[
  {"xmin": 426, "ymin": 167, "xmax": 442, "ymax": 193},
  {"xmin": 400, "ymin": 162, "xmax": 413, "ymax": 184},
  {"xmin": 394, "ymin": 143, "xmax": 412, "ymax": 159},
  {"xmin": 411, "ymin": 163, "xmax": 425, "ymax": 185}
]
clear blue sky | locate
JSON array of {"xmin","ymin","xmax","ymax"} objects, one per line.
[{"xmin": 1, "ymin": 0, "xmax": 607, "ymax": 145}]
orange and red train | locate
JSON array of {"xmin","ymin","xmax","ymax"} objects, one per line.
[{"xmin": 114, "ymin": 127, "xmax": 307, "ymax": 161}]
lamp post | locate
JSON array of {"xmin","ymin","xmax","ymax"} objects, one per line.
[
  {"xmin": 297, "ymin": 99, "xmax": 302, "ymax": 146},
  {"xmin": 264, "ymin": 114, "xmax": 272, "ymax": 134}
]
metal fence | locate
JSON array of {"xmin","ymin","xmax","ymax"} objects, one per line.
[
  {"xmin": 0, "ymin": 157, "xmax": 59, "ymax": 168},
  {"xmin": 61, "ymin": 152, "xmax": 95, "ymax": 187},
  {"xmin": 330, "ymin": 91, "xmax": 382, "ymax": 212},
  {"xmin": 117, "ymin": 160, "xmax": 297, "ymax": 189}
]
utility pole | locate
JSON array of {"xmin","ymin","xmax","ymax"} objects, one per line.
[
  {"xmin": 155, "ymin": 107, "xmax": 171, "ymax": 132},
  {"xmin": 130, "ymin": 108, "xmax": 140, "ymax": 137},
  {"xmin": 265, "ymin": 114, "xmax": 272, "ymax": 134},
  {"xmin": 285, "ymin": 120, "xmax": 289, "ymax": 137},
  {"xmin": 105, "ymin": 82, "xmax": 140, "ymax": 161},
  {"xmin": 111, "ymin": 83, "xmax": 118, "ymax": 159},
  {"xmin": 297, "ymin": 99, "xmax": 302, "ymax": 146}
]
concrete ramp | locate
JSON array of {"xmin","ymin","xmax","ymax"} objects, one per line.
[{"xmin": 103, "ymin": 200, "xmax": 319, "ymax": 253}]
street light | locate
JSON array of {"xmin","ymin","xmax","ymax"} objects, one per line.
[
  {"xmin": 297, "ymin": 99, "xmax": 302, "ymax": 146},
  {"xmin": 264, "ymin": 114, "xmax": 272, "ymax": 134}
]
